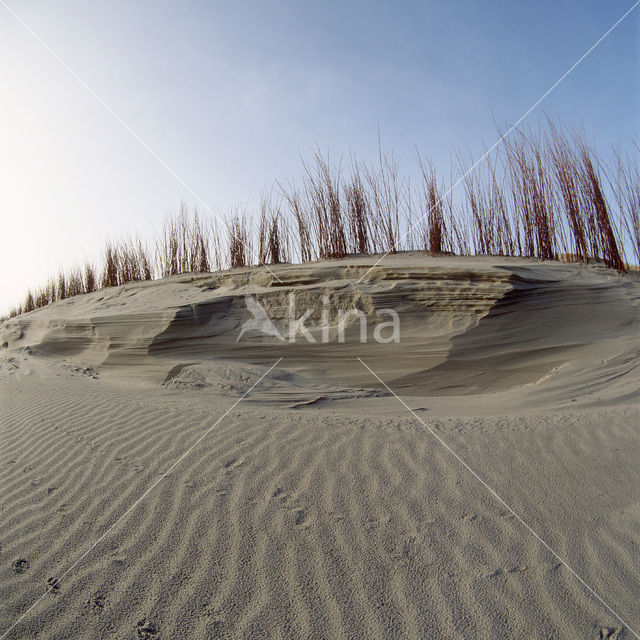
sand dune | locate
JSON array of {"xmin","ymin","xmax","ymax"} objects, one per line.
[{"xmin": 1, "ymin": 255, "xmax": 639, "ymax": 639}]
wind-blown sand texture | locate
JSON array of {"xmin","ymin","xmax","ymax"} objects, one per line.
[{"xmin": 1, "ymin": 255, "xmax": 639, "ymax": 639}]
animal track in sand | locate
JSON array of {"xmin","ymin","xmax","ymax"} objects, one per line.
[
  {"xmin": 386, "ymin": 535, "xmax": 426, "ymax": 566},
  {"xmin": 400, "ymin": 536, "xmax": 420, "ymax": 561},
  {"xmin": 202, "ymin": 605, "xmax": 226, "ymax": 635},
  {"xmin": 596, "ymin": 626, "xmax": 621, "ymax": 639},
  {"xmin": 137, "ymin": 618, "xmax": 159, "ymax": 638},
  {"xmin": 12, "ymin": 558, "xmax": 30, "ymax": 573},
  {"xmin": 508, "ymin": 565, "xmax": 528, "ymax": 574},
  {"xmin": 269, "ymin": 488, "xmax": 315, "ymax": 528},
  {"xmin": 47, "ymin": 577, "xmax": 61, "ymax": 591},
  {"xmin": 489, "ymin": 565, "xmax": 528, "ymax": 580},
  {"xmin": 271, "ymin": 487, "xmax": 289, "ymax": 503},
  {"xmin": 294, "ymin": 507, "xmax": 316, "ymax": 528},
  {"xmin": 86, "ymin": 594, "xmax": 106, "ymax": 613},
  {"xmin": 223, "ymin": 455, "xmax": 245, "ymax": 471},
  {"xmin": 63, "ymin": 363, "xmax": 99, "ymax": 379}
]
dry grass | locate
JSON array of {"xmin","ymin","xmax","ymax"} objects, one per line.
[
  {"xmin": 365, "ymin": 148, "xmax": 402, "ymax": 254},
  {"xmin": 612, "ymin": 143, "xmax": 640, "ymax": 266},
  {"xmin": 3, "ymin": 120, "xmax": 638, "ymax": 321},
  {"xmin": 344, "ymin": 156, "xmax": 371, "ymax": 254},
  {"xmin": 227, "ymin": 209, "xmax": 251, "ymax": 269},
  {"xmin": 84, "ymin": 264, "xmax": 97, "ymax": 293},
  {"xmin": 156, "ymin": 205, "xmax": 210, "ymax": 277},
  {"xmin": 259, "ymin": 194, "xmax": 288, "ymax": 266},
  {"xmin": 278, "ymin": 179, "xmax": 313, "ymax": 263},
  {"xmin": 417, "ymin": 156, "xmax": 447, "ymax": 254}
]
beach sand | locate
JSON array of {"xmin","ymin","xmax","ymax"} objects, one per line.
[{"xmin": 1, "ymin": 255, "xmax": 638, "ymax": 639}]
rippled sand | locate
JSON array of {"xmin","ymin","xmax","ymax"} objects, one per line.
[{"xmin": 1, "ymin": 255, "xmax": 639, "ymax": 639}]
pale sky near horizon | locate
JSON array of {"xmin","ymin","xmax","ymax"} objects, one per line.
[{"xmin": 0, "ymin": 0, "xmax": 638, "ymax": 314}]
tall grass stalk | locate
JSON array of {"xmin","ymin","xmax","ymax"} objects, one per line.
[{"xmin": 4, "ymin": 120, "xmax": 639, "ymax": 320}]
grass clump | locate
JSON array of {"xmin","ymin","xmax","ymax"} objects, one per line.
[{"xmin": 3, "ymin": 118, "xmax": 638, "ymax": 321}]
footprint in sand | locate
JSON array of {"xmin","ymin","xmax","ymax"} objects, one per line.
[
  {"xmin": 137, "ymin": 618, "xmax": 159, "ymax": 638},
  {"xmin": 86, "ymin": 594, "xmax": 106, "ymax": 613},
  {"xmin": 223, "ymin": 456, "xmax": 245, "ymax": 471},
  {"xmin": 270, "ymin": 489, "xmax": 315, "ymax": 528},
  {"xmin": 294, "ymin": 507, "xmax": 316, "ymax": 529},
  {"xmin": 597, "ymin": 627, "xmax": 621, "ymax": 639},
  {"xmin": 12, "ymin": 558, "xmax": 30, "ymax": 574},
  {"xmin": 508, "ymin": 565, "xmax": 528, "ymax": 574},
  {"xmin": 47, "ymin": 577, "xmax": 61, "ymax": 591},
  {"xmin": 400, "ymin": 536, "xmax": 420, "ymax": 562},
  {"xmin": 272, "ymin": 487, "xmax": 288, "ymax": 504}
]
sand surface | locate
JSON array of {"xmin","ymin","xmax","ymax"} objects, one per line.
[{"xmin": 1, "ymin": 255, "xmax": 639, "ymax": 639}]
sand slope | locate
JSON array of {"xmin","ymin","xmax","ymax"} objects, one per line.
[{"xmin": 1, "ymin": 255, "xmax": 639, "ymax": 639}]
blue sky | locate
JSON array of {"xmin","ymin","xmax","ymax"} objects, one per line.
[{"xmin": 0, "ymin": 0, "xmax": 638, "ymax": 312}]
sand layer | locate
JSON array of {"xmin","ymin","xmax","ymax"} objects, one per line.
[{"xmin": 1, "ymin": 255, "xmax": 639, "ymax": 639}]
